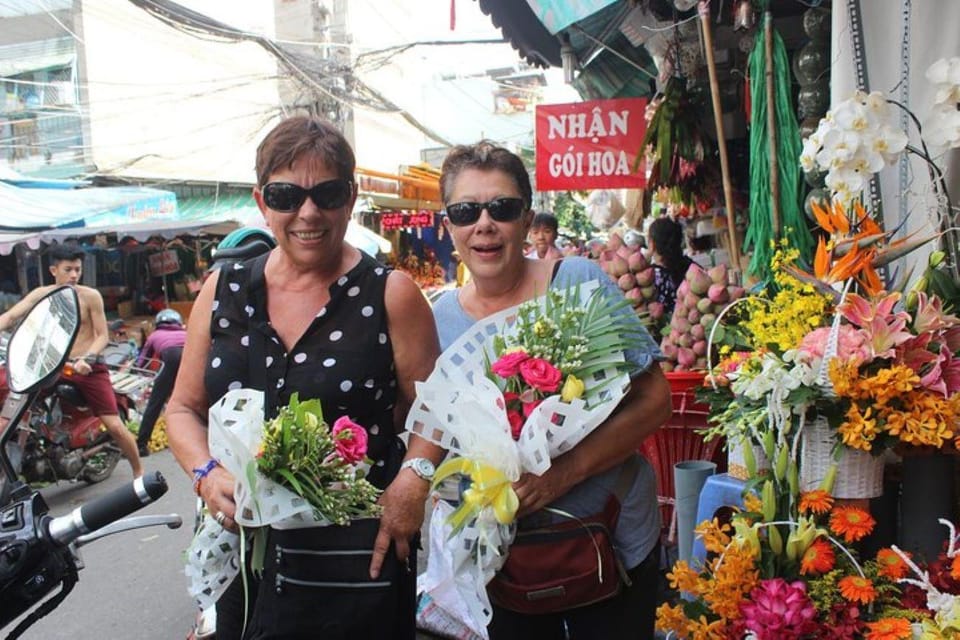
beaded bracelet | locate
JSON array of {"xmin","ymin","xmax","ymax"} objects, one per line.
[{"xmin": 192, "ymin": 458, "xmax": 220, "ymax": 497}]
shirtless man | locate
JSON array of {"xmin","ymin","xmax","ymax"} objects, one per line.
[{"xmin": 0, "ymin": 243, "xmax": 143, "ymax": 478}]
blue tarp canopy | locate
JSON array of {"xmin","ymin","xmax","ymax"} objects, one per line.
[{"xmin": 0, "ymin": 181, "xmax": 178, "ymax": 231}]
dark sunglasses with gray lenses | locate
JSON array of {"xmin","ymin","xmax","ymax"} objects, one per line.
[
  {"xmin": 444, "ymin": 197, "xmax": 526, "ymax": 226},
  {"xmin": 262, "ymin": 179, "xmax": 354, "ymax": 213}
]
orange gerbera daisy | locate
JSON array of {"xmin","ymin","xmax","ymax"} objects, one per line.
[
  {"xmin": 877, "ymin": 548, "xmax": 910, "ymax": 580},
  {"xmin": 800, "ymin": 538, "xmax": 836, "ymax": 575},
  {"xmin": 952, "ymin": 554, "xmax": 960, "ymax": 581},
  {"xmin": 839, "ymin": 575, "xmax": 877, "ymax": 604},
  {"xmin": 799, "ymin": 489, "xmax": 834, "ymax": 516},
  {"xmin": 864, "ymin": 617, "xmax": 913, "ymax": 640},
  {"xmin": 830, "ymin": 506, "xmax": 876, "ymax": 543}
]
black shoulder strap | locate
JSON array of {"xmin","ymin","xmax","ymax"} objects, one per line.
[
  {"xmin": 550, "ymin": 258, "xmax": 564, "ymax": 283},
  {"xmin": 246, "ymin": 253, "xmax": 275, "ymax": 417}
]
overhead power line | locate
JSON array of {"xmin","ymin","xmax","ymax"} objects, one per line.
[{"xmin": 125, "ymin": 0, "xmax": 455, "ymax": 146}]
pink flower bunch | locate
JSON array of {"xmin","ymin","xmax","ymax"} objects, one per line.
[
  {"xmin": 490, "ymin": 349, "xmax": 563, "ymax": 440},
  {"xmin": 796, "ymin": 324, "xmax": 870, "ymax": 366},
  {"xmin": 839, "ymin": 291, "xmax": 960, "ymax": 397},
  {"xmin": 738, "ymin": 578, "xmax": 818, "ymax": 640}
]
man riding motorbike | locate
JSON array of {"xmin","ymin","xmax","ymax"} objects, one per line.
[{"xmin": 0, "ymin": 243, "xmax": 143, "ymax": 478}]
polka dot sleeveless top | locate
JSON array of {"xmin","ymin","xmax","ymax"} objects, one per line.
[{"xmin": 204, "ymin": 252, "xmax": 400, "ymax": 488}]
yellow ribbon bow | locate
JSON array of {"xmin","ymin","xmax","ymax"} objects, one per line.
[{"xmin": 433, "ymin": 457, "xmax": 519, "ymax": 533}]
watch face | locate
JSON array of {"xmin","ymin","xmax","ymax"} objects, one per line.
[{"xmin": 409, "ymin": 458, "xmax": 434, "ymax": 479}]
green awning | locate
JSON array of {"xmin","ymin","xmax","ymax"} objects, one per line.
[{"xmin": 175, "ymin": 193, "xmax": 259, "ymax": 224}]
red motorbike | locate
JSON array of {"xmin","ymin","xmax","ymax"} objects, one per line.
[{"xmin": 9, "ymin": 358, "xmax": 155, "ymax": 485}]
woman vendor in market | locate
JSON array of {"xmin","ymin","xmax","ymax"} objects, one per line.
[{"xmin": 648, "ymin": 216, "xmax": 696, "ymax": 317}]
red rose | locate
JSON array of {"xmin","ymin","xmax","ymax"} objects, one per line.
[
  {"xmin": 519, "ymin": 358, "xmax": 562, "ymax": 393},
  {"xmin": 507, "ymin": 410, "xmax": 524, "ymax": 440},
  {"xmin": 331, "ymin": 416, "xmax": 368, "ymax": 464},
  {"xmin": 522, "ymin": 398, "xmax": 543, "ymax": 418},
  {"xmin": 491, "ymin": 350, "xmax": 530, "ymax": 378}
]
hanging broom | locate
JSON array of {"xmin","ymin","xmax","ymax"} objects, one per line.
[{"xmin": 744, "ymin": 3, "xmax": 813, "ymax": 282}]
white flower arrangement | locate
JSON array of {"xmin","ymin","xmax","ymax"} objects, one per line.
[
  {"xmin": 799, "ymin": 91, "xmax": 908, "ymax": 204},
  {"xmin": 801, "ymin": 57, "xmax": 960, "ymax": 205}
]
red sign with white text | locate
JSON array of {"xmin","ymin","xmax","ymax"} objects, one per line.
[
  {"xmin": 380, "ymin": 210, "xmax": 434, "ymax": 231},
  {"xmin": 535, "ymin": 98, "xmax": 648, "ymax": 191}
]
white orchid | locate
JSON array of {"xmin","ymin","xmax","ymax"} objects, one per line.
[
  {"xmin": 924, "ymin": 58, "xmax": 960, "ymax": 151},
  {"xmin": 925, "ymin": 57, "xmax": 960, "ymax": 105},
  {"xmin": 800, "ymin": 91, "xmax": 908, "ymax": 203}
]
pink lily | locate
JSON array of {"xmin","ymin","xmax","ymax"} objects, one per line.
[
  {"xmin": 942, "ymin": 349, "xmax": 960, "ymax": 396},
  {"xmin": 838, "ymin": 291, "xmax": 903, "ymax": 328},
  {"xmin": 913, "ymin": 291, "xmax": 960, "ymax": 334},
  {"xmin": 864, "ymin": 315, "xmax": 913, "ymax": 361},
  {"xmin": 923, "ymin": 345, "xmax": 960, "ymax": 397},
  {"xmin": 943, "ymin": 326, "xmax": 960, "ymax": 353}
]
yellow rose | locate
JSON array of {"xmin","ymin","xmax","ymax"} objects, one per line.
[{"xmin": 561, "ymin": 374, "xmax": 585, "ymax": 402}]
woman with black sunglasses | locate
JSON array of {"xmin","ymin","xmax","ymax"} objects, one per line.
[
  {"xmin": 431, "ymin": 140, "xmax": 671, "ymax": 640},
  {"xmin": 166, "ymin": 116, "xmax": 442, "ymax": 639}
]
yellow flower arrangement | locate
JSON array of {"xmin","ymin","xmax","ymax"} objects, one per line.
[{"xmin": 742, "ymin": 245, "xmax": 834, "ymax": 352}]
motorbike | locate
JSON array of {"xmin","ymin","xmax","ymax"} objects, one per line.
[
  {"xmin": 6, "ymin": 351, "xmax": 156, "ymax": 486},
  {"xmin": 0, "ymin": 285, "xmax": 181, "ymax": 639}
]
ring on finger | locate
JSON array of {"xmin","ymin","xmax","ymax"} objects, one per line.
[{"xmin": 215, "ymin": 510, "xmax": 227, "ymax": 526}]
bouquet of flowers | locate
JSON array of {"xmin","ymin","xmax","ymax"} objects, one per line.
[
  {"xmin": 255, "ymin": 394, "xmax": 381, "ymax": 525},
  {"xmin": 185, "ymin": 390, "xmax": 380, "ymax": 608},
  {"xmin": 408, "ymin": 281, "xmax": 648, "ymax": 637},
  {"xmin": 657, "ymin": 481, "xmax": 915, "ymax": 640},
  {"xmin": 819, "ymin": 290, "xmax": 960, "ymax": 453},
  {"xmin": 699, "ymin": 242, "xmax": 836, "ymax": 475}
]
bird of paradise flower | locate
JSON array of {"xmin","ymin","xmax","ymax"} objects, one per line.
[{"xmin": 787, "ymin": 199, "xmax": 940, "ymax": 299}]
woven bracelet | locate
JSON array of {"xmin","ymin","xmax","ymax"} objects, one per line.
[{"xmin": 192, "ymin": 458, "xmax": 220, "ymax": 496}]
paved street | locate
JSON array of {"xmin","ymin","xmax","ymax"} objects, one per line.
[
  {"xmin": 6, "ymin": 448, "xmax": 443, "ymax": 640},
  {"xmin": 12, "ymin": 450, "xmax": 199, "ymax": 640}
]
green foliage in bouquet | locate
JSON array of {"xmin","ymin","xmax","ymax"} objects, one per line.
[
  {"xmin": 255, "ymin": 393, "xmax": 382, "ymax": 526},
  {"xmin": 490, "ymin": 286, "xmax": 648, "ymax": 405}
]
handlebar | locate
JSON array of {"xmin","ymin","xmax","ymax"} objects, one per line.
[{"xmin": 46, "ymin": 472, "xmax": 168, "ymax": 546}]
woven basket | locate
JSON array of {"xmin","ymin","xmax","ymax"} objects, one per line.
[
  {"xmin": 799, "ymin": 417, "xmax": 884, "ymax": 499},
  {"xmin": 727, "ymin": 436, "xmax": 771, "ymax": 480}
]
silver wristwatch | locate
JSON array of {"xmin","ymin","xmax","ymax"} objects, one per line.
[{"xmin": 400, "ymin": 457, "xmax": 435, "ymax": 482}]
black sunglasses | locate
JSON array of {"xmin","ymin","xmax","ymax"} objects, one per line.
[
  {"xmin": 261, "ymin": 179, "xmax": 354, "ymax": 213},
  {"xmin": 444, "ymin": 198, "xmax": 527, "ymax": 226}
]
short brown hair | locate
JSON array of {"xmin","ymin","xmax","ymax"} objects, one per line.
[
  {"xmin": 439, "ymin": 140, "xmax": 532, "ymax": 209},
  {"xmin": 254, "ymin": 116, "xmax": 355, "ymax": 187}
]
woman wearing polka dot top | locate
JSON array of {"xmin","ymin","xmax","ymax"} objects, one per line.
[{"xmin": 166, "ymin": 116, "xmax": 442, "ymax": 639}]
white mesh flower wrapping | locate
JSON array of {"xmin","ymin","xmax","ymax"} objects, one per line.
[
  {"xmin": 407, "ymin": 280, "xmax": 633, "ymax": 637},
  {"xmin": 185, "ymin": 388, "xmax": 340, "ymax": 607}
]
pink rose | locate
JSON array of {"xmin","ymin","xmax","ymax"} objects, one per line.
[
  {"xmin": 507, "ymin": 410, "xmax": 524, "ymax": 441},
  {"xmin": 519, "ymin": 358, "xmax": 562, "ymax": 393},
  {"xmin": 491, "ymin": 350, "xmax": 530, "ymax": 378},
  {"xmin": 331, "ymin": 416, "xmax": 368, "ymax": 464}
]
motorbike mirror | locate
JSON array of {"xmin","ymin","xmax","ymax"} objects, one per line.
[{"xmin": 6, "ymin": 286, "xmax": 80, "ymax": 394}]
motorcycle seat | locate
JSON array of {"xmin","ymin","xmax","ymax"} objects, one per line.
[{"xmin": 54, "ymin": 382, "xmax": 88, "ymax": 409}]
